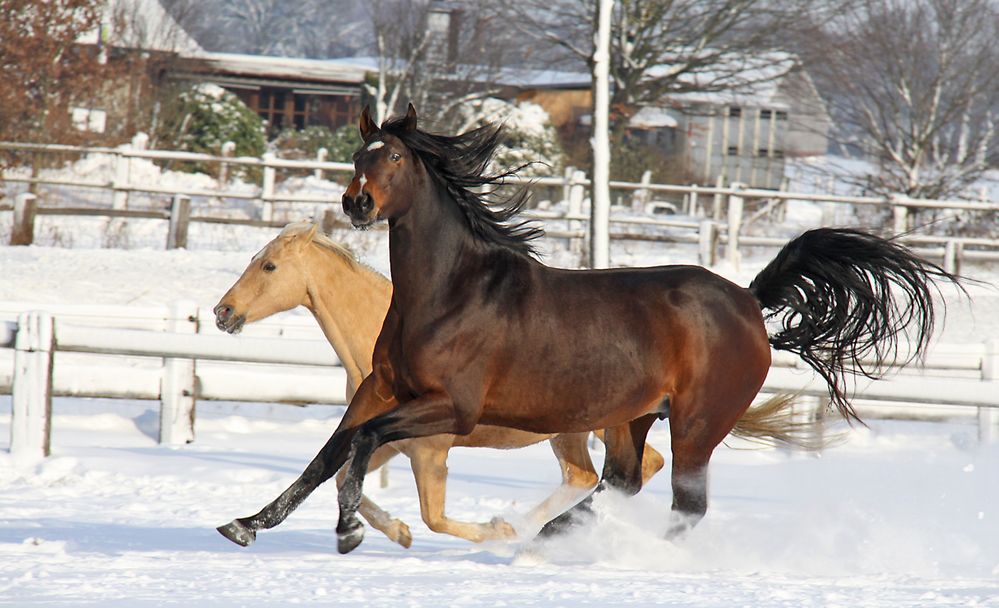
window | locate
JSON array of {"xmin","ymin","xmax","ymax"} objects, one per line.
[
  {"xmin": 758, "ymin": 148, "xmax": 769, "ymax": 157},
  {"xmin": 255, "ymin": 89, "xmax": 287, "ymax": 133},
  {"xmin": 760, "ymin": 109, "xmax": 773, "ymax": 119},
  {"xmin": 776, "ymin": 110, "xmax": 788, "ymax": 121},
  {"xmin": 727, "ymin": 146, "xmax": 740, "ymax": 156},
  {"xmin": 728, "ymin": 106, "xmax": 742, "ymax": 118},
  {"xmin": 773, "ymin": 150, "xmax": 786, "ymax": 159}
]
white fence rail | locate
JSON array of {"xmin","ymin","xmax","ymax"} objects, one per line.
[
  {"xmin": 3, "ymin": 303, "xmax": 998, "ymax": 461},
  {"xmin": 3, "ymin": 141, "xmax": 999, "ymax": 270}
]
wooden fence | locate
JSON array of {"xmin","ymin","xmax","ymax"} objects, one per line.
[
  {"xmin": 3, "ymin": 303, "xmax": 998, "ymax": 461},
  {"xmin": 3, "ymin": 141, "xmax": 999, "ymax": 270}
]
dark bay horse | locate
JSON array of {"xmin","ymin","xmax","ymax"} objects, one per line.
[{"xmin": 218, "ymin": 105, "xmax": 958, "ymax": 554}]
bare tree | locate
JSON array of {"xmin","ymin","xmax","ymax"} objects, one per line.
[
  {"xmin": 506, "ymin": 0, "xmax": 840, "ymax": 132},
  {"xmin": 801, "ymin": 0, "xmax": 999, "ymax": 200},
  {"xmin": 364, "ymin": 0, "xmax": 516, "ymax": 130}
]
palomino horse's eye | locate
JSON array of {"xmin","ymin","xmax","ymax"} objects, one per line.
[
  {"xmin": 390, "ymin": 153, "xmax": 401, "ymax": 162},
  {"xmin": 262, "ymin": 261, "xmax": 276, "ymax": 272}
]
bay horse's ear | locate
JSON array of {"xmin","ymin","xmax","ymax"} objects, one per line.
[
  {"xmin": 401, "ymin": 103, "xmax": 418, "ymax": 132},
  {"xmin": 359, "ymin": 106, "xmax": 379, "ymax": 141}
]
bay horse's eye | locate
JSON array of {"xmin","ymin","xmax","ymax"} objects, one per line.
[
  {"xmin": 262, "ymin": 261, "xmax": 276, "ymax": 272},
  {"xmin": 390, "ymin": 153, "xmax": 401, "ymax": 162}
]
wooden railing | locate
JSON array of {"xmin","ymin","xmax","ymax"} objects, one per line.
[{"xmin": 3, "ymin": 304, "xmax": 998, "ymax": 461}]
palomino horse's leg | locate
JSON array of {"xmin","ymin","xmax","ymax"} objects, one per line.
[
  {"xmin": 407, "ymin": 438, "xmax": 518, "ymax": 542},
  {"xmin": 335, "ymin": 444, "xmax": 413, "ymax": 548},
  {"xmin": 537, "ymin": 414, "xmax": 659, "ymax": 537},
  {"xmin": 217, "ymin": 378, "xmax": 398, "ymax": 547},
  {"xmin": 523, "ymin": 433, "xmax": 599, "ymax": 526},
  {"xmin": 591, "ymin": 428, "xmax": 666, "ymax": 486},
  {"xmin": 336, "ymin": 393, "xmax": 467, "ymax": 554}
]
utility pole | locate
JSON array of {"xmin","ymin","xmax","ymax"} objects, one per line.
[{"xmin": 589, "ymin": 0, "xmax": 613, "ymax": 269}]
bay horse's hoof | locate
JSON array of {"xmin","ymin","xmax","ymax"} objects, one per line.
[
  {"xmin": 217, "ymin": 520, "xmax": 256, "ymax": 547},
  {"xmin": 337, "ymin": 519, "xmax": 365, "ymax": 554}
]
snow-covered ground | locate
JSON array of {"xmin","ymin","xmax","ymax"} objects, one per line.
[{"xmin": 1, "ymin": 215, "xmax": 998, "ymax": 606}]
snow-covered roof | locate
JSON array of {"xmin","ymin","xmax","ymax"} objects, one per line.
[
  {"xmin": 190, "ymin": 53, "xmax": 370, "ymax": 84},
  {"xmin": 653, "ymin": 52, "xmax": 797, "ymax": 109},
  {"xmin": 628, "ymin": 106, "xmax": 680, "ymax": 129},
  {"xmin": 77, "ymin": 0, "xmax": 204, "ymax": 55}
]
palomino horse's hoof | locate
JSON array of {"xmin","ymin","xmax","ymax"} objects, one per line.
[
  {"xmin": 337, "ymin": 520, "xmax": 365, "ymax": 554},
  {"xmin": 217, "ymin": 519, "xmax": 256, "ymax": 547}
]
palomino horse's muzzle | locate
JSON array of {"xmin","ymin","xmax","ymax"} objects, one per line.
[{"xmin": 213, "ymin": 303, "xmax": 245, "ymax": 334}]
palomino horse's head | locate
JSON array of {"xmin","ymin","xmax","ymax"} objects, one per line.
[
  {"xmin": 214, "ymin": 222, "xmax": 319, "ymax": 333},
  {"xmin": 341, "ymin": 104, "xmax": 422, "ymax": 228}
]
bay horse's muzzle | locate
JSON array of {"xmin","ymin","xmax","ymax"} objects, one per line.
[
  {"xmin": 214, "ymin": 303, "xmax": 245, "ymax": 334},
  {"xmin": 341, "ymin": 191, "xmax": 376, "ymax": 227}
]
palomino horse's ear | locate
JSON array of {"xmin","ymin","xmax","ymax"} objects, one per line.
[
  {"xmin": 359, "ymin": 106, "xmax": 379, "ymax": 141},
  {"xmin": 290, "ymin": 222, "xmax": 319, "ymax": 252},
  {"xmin": 401, "ymin": 103, "xmax": 418, "ymax": 132}
]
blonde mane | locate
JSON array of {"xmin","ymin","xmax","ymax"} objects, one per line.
[{"xmin": 277, "ymin": 221, "xmax": 389, "ymax": 283}]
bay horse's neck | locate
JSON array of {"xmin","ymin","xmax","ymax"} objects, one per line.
[
  {"xmin": 388, "ymin": 178, "xmax": 480, "ymax": 310},
  {"xmin": 302, "ymin": 246, "xmax": 391, "ymax": 394}
]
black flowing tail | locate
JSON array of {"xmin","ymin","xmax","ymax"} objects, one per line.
[{"xmin": 748, "ymin": 228, "xmax": 961, "ymax": 423}]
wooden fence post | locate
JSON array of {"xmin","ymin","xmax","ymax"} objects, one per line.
[
  {"xmin": 11, "ymin": 311, "xmax": 54, "ymax": 461},
  {"xmin": 315, "ymin": 147, "xmax": 328, "ymax": 180},
  {"xmin": 261, "ymin": 152, "xmax": 276, "ymax": 222},
  {"xmin": 568, "ymin": 169, "xmax": 587, "ymax": 260},
  {"xmin": 632, "ymin": 169, "xmax": 652, "ymax": 212},
  {"xmin": 12, "ymin": 193, "xmax": 37, "ymax": 246},
  {"xmin": 321, "ymin": 208, "xmax": 338, "ymax": 235},
  {"xmin": 726, "ymin": 183, "xmax": 744, "ymax": 269},
  {"xmin": 980, "ymin": 339, "xmax": 999, "ymax": 444},
  {"xmin": 167, "ymin": 195, "xmax": 191, "ymax": 250},
  {"xmin": 218, "ymin": 141, "xmax": 235, "ymax": 185},
  {"xmin": 111, "ymin": 147, "xmax": 130, "ymax": 210},
  {"xmin": 943, "ymin": 240, "xmax": 961, "ymax": 276},
  {"xmin": 160, "ymin": 301, "xmax": 198, "ymax": 445},
  {"xmin": 891, "ymin": 196, "xmax": 908, "ymax": 234},
  {"xmin": 698, "ymin": 220, "xmax": 717, "ymax": 267},
  {"xmin": 712, "ymin": 175, "xmax": 724, "ymax": 220}
]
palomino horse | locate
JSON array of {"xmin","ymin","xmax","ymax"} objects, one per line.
[
  {"xmin": 219, "ymin": 106, "xmax": 957, "ymax": 554},
  {"xmin": 214, "ymin": 221, "xmax": 672, "ymax": 546}
]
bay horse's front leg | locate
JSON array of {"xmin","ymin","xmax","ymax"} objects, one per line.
[
  {"xmin": 217, "ymin": 377, "xmax": 398, "ymax": 547},
  {"xmin": 336, "ymin": 392, "xmax": 470, "ymax": 554}
]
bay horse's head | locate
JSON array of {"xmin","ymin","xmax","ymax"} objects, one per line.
[
  {"xmin": 214, "ymin": 222, "xmax": 320, "ymax": 333},
  {"xmin": 341, "ymin": 104, "xmax": 422, "ymax": 228}
]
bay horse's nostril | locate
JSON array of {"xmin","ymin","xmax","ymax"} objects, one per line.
[{"xmin": 356, "ymin": 192, "xmax": 373, "ymax": 214}]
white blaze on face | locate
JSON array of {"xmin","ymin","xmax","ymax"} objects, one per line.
[
  {"xmin": 359, "ymin": 174, "xmax": 368, "ymax": 190},
  {"xmin": 365, "ymin": 140, "xmax": 385, "ymax": 152}
]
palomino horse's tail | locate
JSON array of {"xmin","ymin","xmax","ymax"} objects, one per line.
[
  {"xmin": 730, "ymin": 394, "xmax": 839, "ymax": 450},
  {"xmin": 748, "ymin": 228, "xmax": 961, "ymax": 423}
]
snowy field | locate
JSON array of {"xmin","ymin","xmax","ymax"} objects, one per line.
[{"xmin": 1, "ymin": 219, "xmax": 999, "ymax": 606}]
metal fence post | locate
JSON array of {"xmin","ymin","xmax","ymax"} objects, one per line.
[
  {"xmin": 980, "ymin": 339, "xmax": 999, "ymax": 444},
  {"xmin": 726, "ymin": 183, "xmax": 744, "ymax": 269},
  {"xmin": 11, "ymin": 311, "xmax": 54, "ymax": 460},
  {"xmin": 12, "ymin": 192, "xmax": 37, "ymax": 246},
  {"xmin": 160, "ymin": 301, "xmax": 198, "ymax": 445}
]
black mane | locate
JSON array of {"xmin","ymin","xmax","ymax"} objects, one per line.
[{"xmin": 380, "ymin": 117, "xmax": 544, "ymax": 258}]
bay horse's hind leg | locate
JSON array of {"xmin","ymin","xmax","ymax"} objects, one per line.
[{"xmin": 537, "ymin": 414, "xmax": 658, "ymax": 538}]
